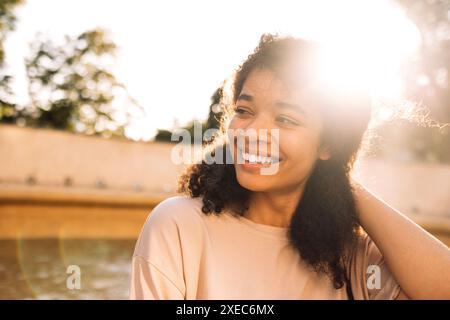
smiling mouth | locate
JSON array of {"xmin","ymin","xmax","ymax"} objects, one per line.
[{"xmin": 236, "ymin": 147, "xmax": 282, "ymax": 165}]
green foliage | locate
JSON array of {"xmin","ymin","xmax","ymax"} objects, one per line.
[
  {"xmin": 0, "ymin": 74, "xmax": 18, "ymax": 122},
  {"xmin": 153, "ymin": 129, "xmax": 174, "ymax": 143},
  {"xmin": 0, "ymin": 0, "xmax": 24, "ymax": 67},
  {"xmin": 0, "ymin": 0, "xmax": 24, "ymax": 119},
  {"xmin": 154, "ymin": 85, "xmax": 224, "ymax": 143},
  {"xmin": 0, "ymin": 1, "xmax": 142, "ymax": 138},
  {"xmin": 22, "ymin": 28, "xmax": 143, "ymax": 137}
]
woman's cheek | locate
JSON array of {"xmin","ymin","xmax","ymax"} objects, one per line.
[
  {"xmin": 282, "ymin": 132, "xmax": 320, "ymax": 165},
  {"xmin": 280, "ymin": 132, "xmax": 305, "ymax": 158}
]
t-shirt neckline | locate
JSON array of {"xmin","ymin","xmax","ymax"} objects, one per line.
[{"xmin": 224, "ymin": 211, "xmax": 290, "ymax": 241}]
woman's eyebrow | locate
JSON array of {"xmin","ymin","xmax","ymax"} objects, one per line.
[
  {"xmin": 275, "ymin": 101, "xmax": 308, "ymax": 116},
  {"xmin": 237, "ymin": 93, "xmax": 253, "ymax": 102}
]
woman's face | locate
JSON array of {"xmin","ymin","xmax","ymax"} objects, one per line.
[{"xmin": 228, "ymin": 68, "xmax": 330, "ymax": 193}]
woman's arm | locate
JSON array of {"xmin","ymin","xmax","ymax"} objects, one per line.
[{"xmin": 352, "ymin": 181, "xmax": 450, "ymax": 299}]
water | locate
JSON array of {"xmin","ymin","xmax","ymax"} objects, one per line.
[{"xmin": 0, "ymin": 239, "xmax": 136, "ymax": 299}]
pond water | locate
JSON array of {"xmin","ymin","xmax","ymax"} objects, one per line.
[{"xmin": 0, "ymin": 239, "xmax": 136, "ymax": 299}]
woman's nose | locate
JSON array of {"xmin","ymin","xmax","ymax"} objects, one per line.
[
  {"xmin": 243, "ymin": 113, "xmax": 273, "ymax": 132},
  {"xmin": 241, "ymin": 114, "xmax": 277, "ymax": 150}
]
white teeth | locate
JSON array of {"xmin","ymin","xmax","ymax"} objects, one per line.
[{"xmin": 241, "ymin": 151, "xmax": 273, "ymax": 164}]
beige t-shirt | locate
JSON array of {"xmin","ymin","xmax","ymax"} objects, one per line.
[{"xmin": 129, "ymin": 195, "xmax": 402, "ymax": 300}]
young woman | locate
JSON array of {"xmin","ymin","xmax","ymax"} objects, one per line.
[{"xmin": 129, "ymin": 34, "xmax": 450, "ymax": 300}]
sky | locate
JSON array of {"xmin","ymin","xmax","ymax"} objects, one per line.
[{"xmin": 4, "ymin": 0, "xmax": 421, "ymax": 140}]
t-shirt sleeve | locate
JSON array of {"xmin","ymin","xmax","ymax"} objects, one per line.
[
  {"xmin": 129, "ymin": 197, "xmax": 188, "ymax": 300},
  {"xmin": 349, "ymin": 233, "xmax": 402, "ymax": 300},
  {"xmin": 129, "ymin": 255, "xmax": 184, "ymax": 299}
]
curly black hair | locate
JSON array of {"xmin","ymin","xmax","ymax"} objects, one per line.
[{"xmin": 178, "ymin": 34, "xmax": 371, "ymax": 295}]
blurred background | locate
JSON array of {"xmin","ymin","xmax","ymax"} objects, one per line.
[{"xmin": 0, "ymin": 0, "xmax": 449, "ymax": 299}]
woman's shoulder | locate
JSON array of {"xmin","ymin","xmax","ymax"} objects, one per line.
[
  {"xmin": 152, "ymin": 195, "xmax": 203, "ymax": 215},
  {"xmin": 141, "ymin": 195, "xmax": 205, "ymax": 232},
  {"xmin": 134, "ymin": 195, "xmax": 206, "ymax": 257}
]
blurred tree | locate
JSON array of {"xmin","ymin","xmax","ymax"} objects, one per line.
[
  {"xmin": 397, "ymin": 0, "xmax": 450, "ymax": 122},
  {"xmin": 154, "ymin": 84, "xmax": 224, "ymax": 143},
  {"xmin": 153, "ymin": 128, "xmax": 174, "ymax": 142},
  {"xmin": 0, "ymin": 0, "xmax": 24, "ymax": 66},
  {"xmin": 0, "ymin": 74, "xmax": 17, "ymax": 122},
  {"xmin": 155, "ymin": 119, "xmax": 206, "ymax": 144},
  {"xmin": 23, "ymin": 28, "xmax": 144, "ymax": 138},
  {"xmin": 371, "ymin": 0, "xmax": 450, "ymax": 163},
  {"xmin": 0, "ymin": 0, "xmax": 25, "ymax": 122}
]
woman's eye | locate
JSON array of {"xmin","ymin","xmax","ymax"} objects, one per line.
[
  {"xmin": 276, "ymin": 116, "xmax": 300, "ymax": 126},
  {"xmin": 234, "ymin": 106, "xmax": 252, "ymax": 115}
]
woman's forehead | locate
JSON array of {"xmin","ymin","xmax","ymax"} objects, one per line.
[
  {"xmin": 239, "ymin": 68, "xmax": 319, "ymax": 114},
  {"xmin": 240, "ymin": 69, "xmax": 296, "ymax": 101}
]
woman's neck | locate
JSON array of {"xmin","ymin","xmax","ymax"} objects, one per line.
[{"xmin": 245, "ymin": 183, "xmax": 306, "ymax": 228}]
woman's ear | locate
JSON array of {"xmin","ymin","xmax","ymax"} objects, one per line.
[{"xmin": 318, "ymin": 145, "xmax": 331, "ymax": 160}]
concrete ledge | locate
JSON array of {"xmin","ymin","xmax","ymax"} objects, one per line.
[
  {"xmin": 0, "ymin": 183, "xmax": 173, "ymax": 239},
  {"xmin": 0, "ymin": 183, "xmax": 172, "ymax": 207}
]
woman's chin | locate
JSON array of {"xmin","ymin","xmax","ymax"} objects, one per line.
[{"xmin": 235, "ymin": 170, "xmax": 277, "ymax": 192}]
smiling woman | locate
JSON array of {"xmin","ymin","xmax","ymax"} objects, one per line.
[{"xmin": 129, "ymin": 34, "xmax": 450, "ymax": 300}]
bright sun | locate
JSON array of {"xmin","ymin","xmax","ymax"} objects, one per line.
[{"xmin": 295, "ymin": 0, "xmax": 421, "ymax": 102}]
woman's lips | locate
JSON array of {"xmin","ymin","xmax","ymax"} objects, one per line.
[
  {"xmin": 235, "ymin": 146, "xmax": 283, "ymax": 168},
  {"xmin": 232, "ymin": 135, "xmax": 283, "ymax": 163}
]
